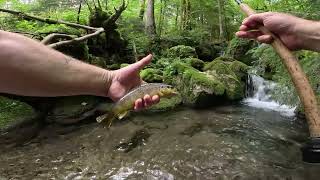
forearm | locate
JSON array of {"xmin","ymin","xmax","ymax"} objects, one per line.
[
  {"xmin": 0, "ymin": 30, "xmax": 112, "ymax": 97},
  {"xmin": 296, "ymin": 20, "xmax": 320, "ymax": 52}
]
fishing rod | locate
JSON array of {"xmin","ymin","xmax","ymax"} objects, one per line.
[{"xmin": 234, "ymin": 0, "xmax": 320, "ymax": 163}]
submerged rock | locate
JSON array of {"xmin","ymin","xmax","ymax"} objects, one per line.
[
  {"xmin": 46, "ymin": 96, "xmax": 107, "ymax": 125},
  {"xmin": 0, "ymin": 96, "xmax": 42, "ymax": 147}
]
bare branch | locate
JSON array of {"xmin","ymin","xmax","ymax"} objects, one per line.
[
  {"xmin": 77, "ymin": 0, "xmax": 83, "ymax": 24},
  {"xmin": 48, "ymin": 28, "xmax": 105, "ymax": 49},
  {"xmin": 0, "ymin": 8, "xmax": 96, "ymax": 31},
  {"xmin": 97, "ymin": 0, "xmax": 102, "ymax": 9},
  {"xmin": 84, "ymin": 0, "xmax": 93, "ymax": 12},
  {"xmin": 41, "ymin": 33, "xmax": 76, "ymax": 45},
  {"xmin": 103, "ymin": 0, "xmax": 127, "ymax": 27}
]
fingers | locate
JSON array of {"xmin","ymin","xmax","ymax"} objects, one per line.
[
  {"xmin": 257, "ymin": 35, "xmax": 273, "ymax": 44},
  {"xmin": 134, "ymin": 95, "xmax": 160, "ymax": 111},
  {"xmin": 130, "ymin": 54, "xmax": 153, "ymax": 71},
  {"xmin": 236, "ymin": 30, "xmax": 263, "ymax": 39},
  {"xmin": 243, "ymin": 12, "xmax": 273, "ymax": 28}
]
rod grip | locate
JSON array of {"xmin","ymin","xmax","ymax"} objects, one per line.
[{"xmin": 239, "ymin": 3, "xmax": 320, "ymax": 137}]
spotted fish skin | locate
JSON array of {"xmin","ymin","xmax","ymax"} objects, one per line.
[{"xmin": 96, "ymin": 83, "xmax": 178, "ymax": 127}]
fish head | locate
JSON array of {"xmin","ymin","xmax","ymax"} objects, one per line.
[{"xmin": 158, "ymin": 85, "xmax": 179, "ymax": 98}]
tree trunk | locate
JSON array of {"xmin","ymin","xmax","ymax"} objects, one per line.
[
  {"xmin": 180, "ymin": 0, "xmax": 191, "ymax": 30},
  {"xmin": 158, "ymin": 0, "xmax": 166, "ymax": 36},
  {"xmin": 218, "ymin": 0, "xmax": 226, "ymax": 41},
  {"xmin": 145, "ymin": 0, "xmax": 156, "ymax": 37},
  {"xmin": 139, "ymin": 0, "xmax": 146, "ymax": 19}
]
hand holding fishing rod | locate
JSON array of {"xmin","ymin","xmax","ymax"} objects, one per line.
[{"xmin": 235, "ymin": 0, "xmax": 320, "ymax": 163}]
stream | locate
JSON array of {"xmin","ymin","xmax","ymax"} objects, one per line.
[{"xmin": 1, "ymin": 76, "xmax": 320, "ymax": 179}]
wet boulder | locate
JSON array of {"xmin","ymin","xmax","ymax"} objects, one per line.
[
  {"xmin": 140, "ymin": 68, "xmax": 163, "ymax": 83},
  {"xmin": 204, "ymin": 58, "xmax": 249, "ymax": 101},
  {"xmin": 195, "ymin": 43, "xmax": 222, "ymax": 62},
  {"xmin": 163, "ymin": 62, "xmax": 225, "ymax": 107},
  {"xmin": 166, "ymin": 45, "xmax": 198, "ymax": 59},
  {"xmin": 225, "ymin": 37, "xmax": 256, "ymax": 65},
  {"xmin": 148, "ymin": 95, "xmax": 182, "ymax": 112},
  {"xmin": 0, "ymin": 96, "xmax": 42, "ymax": 147},
  {"xmin": 90, "ymin": 56, "xmax": 107, "ymax": 68},
  {"xmin": 46, "ymin": 96, "xmax": 107, "ymax": 125},
  {"xmin": 183, "ymin": 58, "xmax": 205, "ymax": 71},
  {"xmin": 148, "ymin": 36, "xmax": 197, "ymax": 56}
]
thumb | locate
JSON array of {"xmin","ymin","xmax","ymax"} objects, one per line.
[{"xmin": 130, "ymin": 54, "xmax": 153, "ymax": 71}]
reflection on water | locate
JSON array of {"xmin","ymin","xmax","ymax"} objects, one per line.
[{"xmin": 0, "ymin": 105, "xmax": 319, "ymax": 179}]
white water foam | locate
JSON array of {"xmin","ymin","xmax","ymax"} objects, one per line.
[{"xmin": 243, "ymin": 75, "xmax": 296, "ymax": 117}]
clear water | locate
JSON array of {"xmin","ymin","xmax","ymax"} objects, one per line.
[{"xmin": 0, "ymin": 105, "xmax": 319, "ymax": 180}]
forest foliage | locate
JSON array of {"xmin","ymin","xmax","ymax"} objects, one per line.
[{"xmin": 0, "ymin": 0, "xmax": 320, "ymax": 107}]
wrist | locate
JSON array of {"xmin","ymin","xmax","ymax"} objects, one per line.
[
  {"xmin": 96, "ymin": 70, "xmax": 114, "ymax": 97},
  {"xmin": 295, "ymin": 20, "xmax": 320, "ymax": 51}
]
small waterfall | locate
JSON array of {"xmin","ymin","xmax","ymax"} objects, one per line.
[{"xmin": 243, "ymin": 74, "xmax": 296, "ymax": 117}]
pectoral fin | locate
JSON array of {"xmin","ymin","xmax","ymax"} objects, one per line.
[
  {"xmin": 96, "ymin": 112, "xmax": 116, "ymax": 128},
  {"xmin": 117, "ymin": 111, "xmax": 128, "ymax": 120}
]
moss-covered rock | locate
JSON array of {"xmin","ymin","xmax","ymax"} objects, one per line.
[
  {"xmin": 57, "ymin": 42, "xmax": 90, "ymax": 61},
  {"xmin": 166, "ymin": 45, "xmax": 198, "ymax": 59},
  {"xmin": 183, "ymin": 58, "xmax": 205, "ymax": 71},
  {"xmin": 148, "ymin": 95, "xmax": 182, "ymax": 112},
  {"xmin": 140, "ymin": 68, "xmax": 163, "ymax": 83},
  {"xmin": 107, "ymin": 64, "xmax": 121, "ymax": 70},
  {"xmin": 195, "ymin": 43, "xmax": 221, "ymax": 62},
  {"xmin": 0, "ymin": 96, "xmax": 41, "ymax": 147},
  {"xmin": 203, "ymin": 58, "xmax": 249, "ymax": 100},
  {"xmin": 46, "ymin": 96, "xmax": 105, "ymax": 124},
  {"xmin": 225, "ymin": 37, "xmax": 256, "ymax": 65},
  {"xmin": 120, "ymin": 63, "xmax": 130, "ymax": 68},
  {"xmin": 90, "ymin": 56, "xmax": 107, "ymax": 68},
  {"xmin": 0, "ymin": 96, "xmax": 37, "ymax": 130},
  {"xmin": 159, "ymin": 55, "xmax": 249, "ymax": 105},
  {"xmin": 148, "ymin": 36, "xmax": 198, "ymax": 56},
  {"xmin": 163, "ymin": 62, "xmax": 226, "ymax": 107}
]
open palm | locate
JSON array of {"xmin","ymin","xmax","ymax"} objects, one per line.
[{"xmin": 107, "ymin": 54, "xmax": 160, "ymax": 110}]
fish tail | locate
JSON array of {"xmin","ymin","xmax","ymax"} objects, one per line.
[{"xmin": 96, "ymin": 112, "xmax": 116, "ymax": 128}]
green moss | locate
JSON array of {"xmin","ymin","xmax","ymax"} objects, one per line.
[
  {"xmin": 183, "ymin": 58, "xmax": 205, "ymax": 71},
  {"xmin": 0, "ymin": 96, "xmax": 35, "ymax": 130},
  {"xmin": 120, "ymin": 63, "xmax": 130, "ymax": 68},
  {"xmin": 90, "ymin": 56, "xmax": 107, "ymax": 68},
  {"xmin": 166, "ymin": 45, "xmax": 198, "ymax": 59},
  {"xmin": 203, "ymin": 59, "xmax": 236, "ymax": 76},
  {"xmin": 107, "ymin": 64, "xmax": 121, "ymax": 70},
  {"xmin": 203, "ymin": 57, "xmax": 249, "ymax": 101},
  {"xmin": 164, "ymin": 62, "xmax": 225, "ymax": 105},
  {"xmin": 140, "ymin": 68, "xmax": 163, "ymax": 83},
  {"xmin": 229, "ymin": 60, "xmax": 250, "ymax": 80},
  {"xmin": 149, "ymin": 95, "xmax": 182, "ymax": 111},
  {"xmin": 225, "ymin": 37, "xmax": 256, "ymax": 65},
  {"xmin": 195, "ymin": 43, "xmax": 220, "ymax": 62}
]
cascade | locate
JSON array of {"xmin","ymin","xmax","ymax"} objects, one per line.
[{"xmin": 243, "ymin": 74, "xmax": 296, "ymax": 117}]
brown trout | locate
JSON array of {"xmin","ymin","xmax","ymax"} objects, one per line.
[{"xmin": 96, "ymin": 83, "xmax": 178, "ymax": 127}]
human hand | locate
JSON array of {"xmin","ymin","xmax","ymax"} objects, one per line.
[
  {"xmin": 236, "ymin": 12, "xmax": 307, "ymax": 51},
  {"xmin": 107, "ymin": 54, "xmax": 160, "ymax": 111}
]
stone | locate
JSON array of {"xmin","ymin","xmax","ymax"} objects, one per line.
[
  {"xmin": 166, "ymin": 45, "xmax": 198, "ymax": 59},
  {"xmin": 140, "ymin": 68, "xmax": 163, "ymax": 83},
  {"xmin": 46, "ymin": 96, "xmax": 108, "ymax": 125},
  {"xmin": 0, "ymin": 96, "xmax": 41, "ymax": 147},
  {"xmin": 225, "ymin": 37, "xmax": 256, "ymax": 65}
]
